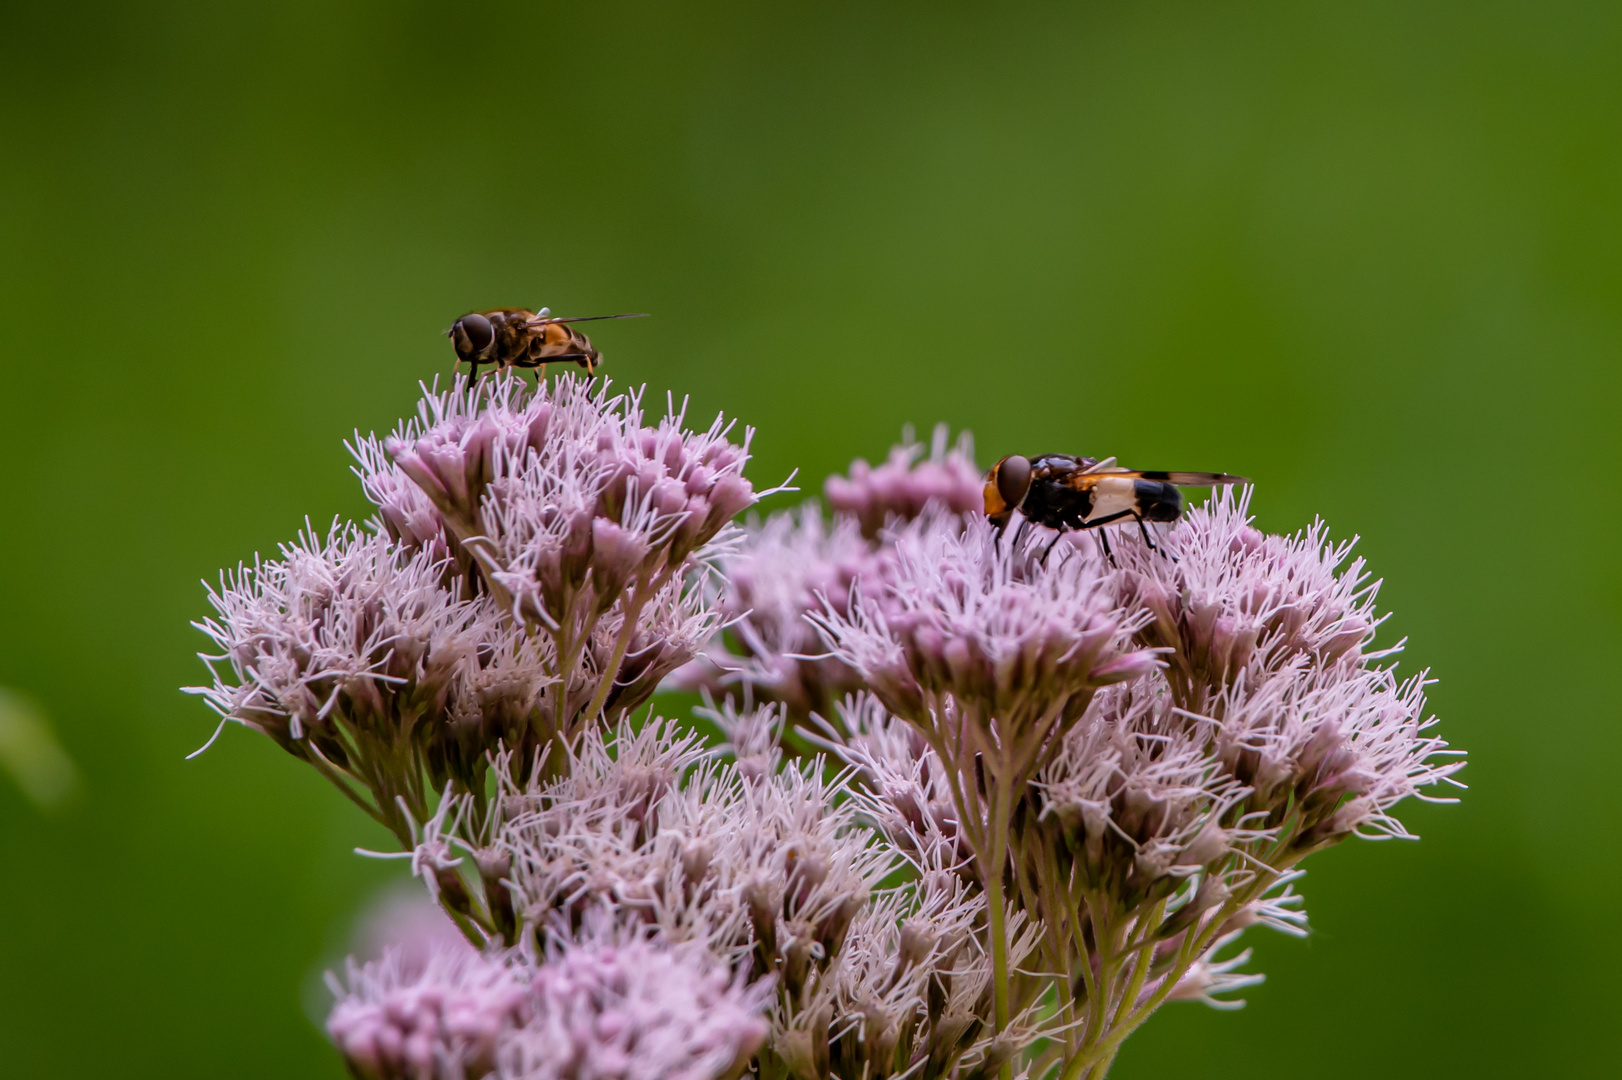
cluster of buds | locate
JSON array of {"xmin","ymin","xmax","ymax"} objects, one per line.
[
  {"xmin": 674, "ymin": 426, "xmax": 982, "ymax": 728},
  {"xmin": 1105, "ymin": 488, "xmax": 1380, "ymax": 707},
  {"xmin": 402, "ymin": 710, "xmax": 1020, "ymax": 1080},
  {"xmin": 359, "ymin": 376, "xmax": 758, "ymax": 741},
  {"xmin": 1102, "ymin": 490, "xmax": 1462, "ymax": 854},
  {"xmin": 327, "ymin": 943, "xmax": 529, "ymax": 1080},
  {"xmin": 498, "ymin": 932, "xmax": 771, "ymax": 1080},
  {"xmin": 827, "ymin": 693, "xmax": 975, "ymax": 879},
  {"xmin": 327, "ymin": 929, "xmax": 771, "ymax": 1080},
  {"xmin": 192, "ymin": 375, "xmax": 758, "ymax": 876},
  {"xmin": 812, "ymin": 514, "xmax": 1159, "ymax": 800},
  {"xmin": 823, "ymin": 424, "xmax": 982, "ymax": 539},
  {"xmin": 190, "ymin": 523, "xmax": 551, "ymax": 847},
  {"xmin": 1037, "ymin": 682, "xmax": 1250, "ymax": 914}
]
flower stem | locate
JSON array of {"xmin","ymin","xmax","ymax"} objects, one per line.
[
  {"xmin": 987, "ymin": 772, "xmax": 1013, "ymax": 1036},
  {"xmin": 580, "ymin": 563, "xmax": 672, "ymax": 728}
]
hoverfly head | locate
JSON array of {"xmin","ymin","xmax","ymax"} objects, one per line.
[
  {"xmin": 449, "ymin": 312, "xmax": 495, "ymax": 360},
  {"xmin": 984, "ymin": 454, "xmax": 1032, "ymax": 527}
]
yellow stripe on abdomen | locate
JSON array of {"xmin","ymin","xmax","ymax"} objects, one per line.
[{"xmin": 1084, "ymin": 476, "xmax": 1138, "ymax": 523}]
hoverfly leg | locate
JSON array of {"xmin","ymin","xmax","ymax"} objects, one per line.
[
  {"xmin": 1040, "ymin": 531, "xmax": 1065, "ymax": 566},
  {"xmin": 1011, "ymin": 518, "xmax": 1031, "ymax": 555},
  {"xmin": 1135, "ymin": 515, "xmax": 1157, "ymax": 552},
  {"xmin": 1133, "ymin": 515, "xmax": 1178, "ymax": 562},
  {"xmin": 1075, "ymin": 510, "xmax": 1132, "ymax": 568}
]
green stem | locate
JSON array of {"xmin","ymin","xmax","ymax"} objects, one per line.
[
  {"xmin": 979, "ymin": 768, "xmax": 1005, "ymax": 1080},
  {"xmin": 1109, "ymin": 901, "xmax": 1164, "ymax": 1029},
  {"xmin": 987, "ymin": 774, "xmax": 1013, "ymax": 1037},
  {"xmin": 439, "ymin": 895, "xmax": 490, "ymax": 949},
  {"xmin": 579, "ymin": 565, "xmax": 671, "ymax": 728},
  {"xmin": 1072, "ymin": 891, "xmax": 1250, "ymax": 1073},
  {"xmin": 305, "ymin": 744, "xmax": 392, "ymax": 834},
  {"xmin": 553, "ymin": 619, "xmax": 572, "ymax": 745},
  {"xmin": 1081, "ymin": 1047, "xmax": 1119, "ymax": 1080}
]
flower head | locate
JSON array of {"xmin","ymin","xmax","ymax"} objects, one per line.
[
  {"xmin": 1100, "ymin": 489, "xmax": 1463, "ymax": 852},
  {"xmin": 824, "ymin": 425, "xmax": 981, "ymax": 539},
  {"xmin": 1106, "ymin": 487, "xmax": 1383, "ymax": 706},
  {"xmin": 671, "ymin": 504, "xmax": 882, "ymax": 719},
  {"xmin": 1038, "ymin": 680, "xmax": 1253, "ymax": 911},
  {"xmin": 194, "ymin": 375, "xmax": 765, "ymax": 862},
  {"xmin": 327, "ymin": 942, "xmax": 529, "ymax": 1080},
  {"xmin": 498, "ymin": 931, "xmax": 771, "ymax": 1080},
  {"xmin": 813, "ymin": 513, "xmax": 1158, "ymax": 774},
  {"xmin": 351, "ymin": 374, "xmax": 759, "ymax": 737},
  {"xmin": 190, "ymin": 522, "xmax": 552, "ymax": 839}
]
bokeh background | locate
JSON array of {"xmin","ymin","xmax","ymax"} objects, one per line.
[{"xmin": 1, "ymin": 1, "xmax": 1617, "ymax": 1075}]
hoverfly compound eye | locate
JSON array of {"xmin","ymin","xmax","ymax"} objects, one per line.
[
  {"xmin": 455, "ymin": 313, "xmax": 494, "ymax": 356},
  {"xmin": 995, "ymin": 455, "xmax": 1032, "ymax": 510}
]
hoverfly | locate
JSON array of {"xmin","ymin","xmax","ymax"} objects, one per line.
[
  {"xmin": 984, "ymin": 453, "xmax": 1248, "ymax": 558},
  {"xmin": 446, "ymin": 308, "xmax": 648, "ymax": 380}
]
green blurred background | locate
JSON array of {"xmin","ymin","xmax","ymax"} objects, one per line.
[{"xmin": 1, "ymin": 1, "xmax": 1617, "ymax": 1075}]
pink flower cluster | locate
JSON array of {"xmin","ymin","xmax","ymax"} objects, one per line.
[
  {"xmin": 674, "ymin": 426, "xmax": 983, "ymax": 725},
  {"xmin": 190, "ymin": 374, "xmax": 1461, "ymax": 1080},
  {"xmin": 192, "ymin": 376, "xmax": 757, "ymax": 852},
  {"xmin": 813, "ymin": 514, "xmax": 1159, "ymax": 745},
  {"xmin": 328, "ymin": 932, "xmax": 770, "ymax": 1080},
  {"xmin": 670, "ymin": 505, "xmax": 882, "ymax": 719},
  {"xmin": 823, "ymin": 424, "xmax": 982, "ymax": 538},
  {"xmin": 328, "ymin": 944, "xmax": 527, "ymax": 1080},
  {"xmin": 501, "ymin": 935, "xmax": 769, "ymax": 1080}
]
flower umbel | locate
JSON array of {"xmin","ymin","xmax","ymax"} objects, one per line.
[
  {"xmin": 192, "ymin": 366, "xmax": 1461, "ymax": 1080},
  {"xmin": 823, "ymin": 424, "xmax": 982, "ymax": 539},
  {"xmin": 192, "ymin": 375, "xmax": 760, "ymax": 940}
]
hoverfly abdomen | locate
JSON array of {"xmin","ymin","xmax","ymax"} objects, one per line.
[{"xmin": 1133, "ymin": 479, "xmax": 1183, "ymax": 523}]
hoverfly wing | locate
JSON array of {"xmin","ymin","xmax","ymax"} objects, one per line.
[
  {"xmin": 529, "ymin": 313, "xmax": 651, "ymax": 325},
  {"xmin": 1133, "ymin": 470, "xmax": 1250, "ymax": 486}
]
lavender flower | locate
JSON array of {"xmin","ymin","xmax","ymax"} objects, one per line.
[
  {"xmin": 810, "ymin": 513, "xmax": 1163, "ymax": 1052},
  {"xmin": 1105, "ymin": 487, "xmax": 1384, "ymax": 708},
  {"xmin": 193, "ymin": 363, "xmax": 1462, "ymax": 1080},
  {"xmin": 424, "ymin": 710, "xmax": 890, "ymax": 976},
  {"xmin": 327, "ymin": 928, "xmax": 770, "ymax": 1080},
  {"xmin": 192, "ymin": 376, "xmax": 765, "ymax": 936},
  {"xmin": 1037, "ymin": 680, "xmax": 1254, "ymax": 913},
  {"xmin": 191, "ymin": 522, "xmax": 544, "ymax": 848},
  {"xmin": 814, "ymin": 514, "xmax": 1157, "ymax": 762},
  {"xmin": 675, "ymin": 425, "xmax": 980, "ymax": 725},
  {"xmin": 671, "ymin": 504, "xmax": 881, "ymax": 722},
  {"xmin": 497, "ymin": 932, "xmax": 770, "ymax": 1080},
  {"xmin": 824, "ymin": 425, "xmax": 982, "ymax": 539},
  {"xmin": 327, "ymin": 942, "xmax": 529, "ymax": 1080},
  {"xmin": 353, "ymin": 375, "xmax": 760, "ymax": 738},
  {"xmin": 824, "ymin": 693, "xmax": 973, "ymax": 878},
  {"xmin": 1102, "ymin": 489, "xmax": 1462, "ymax": 852}
]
